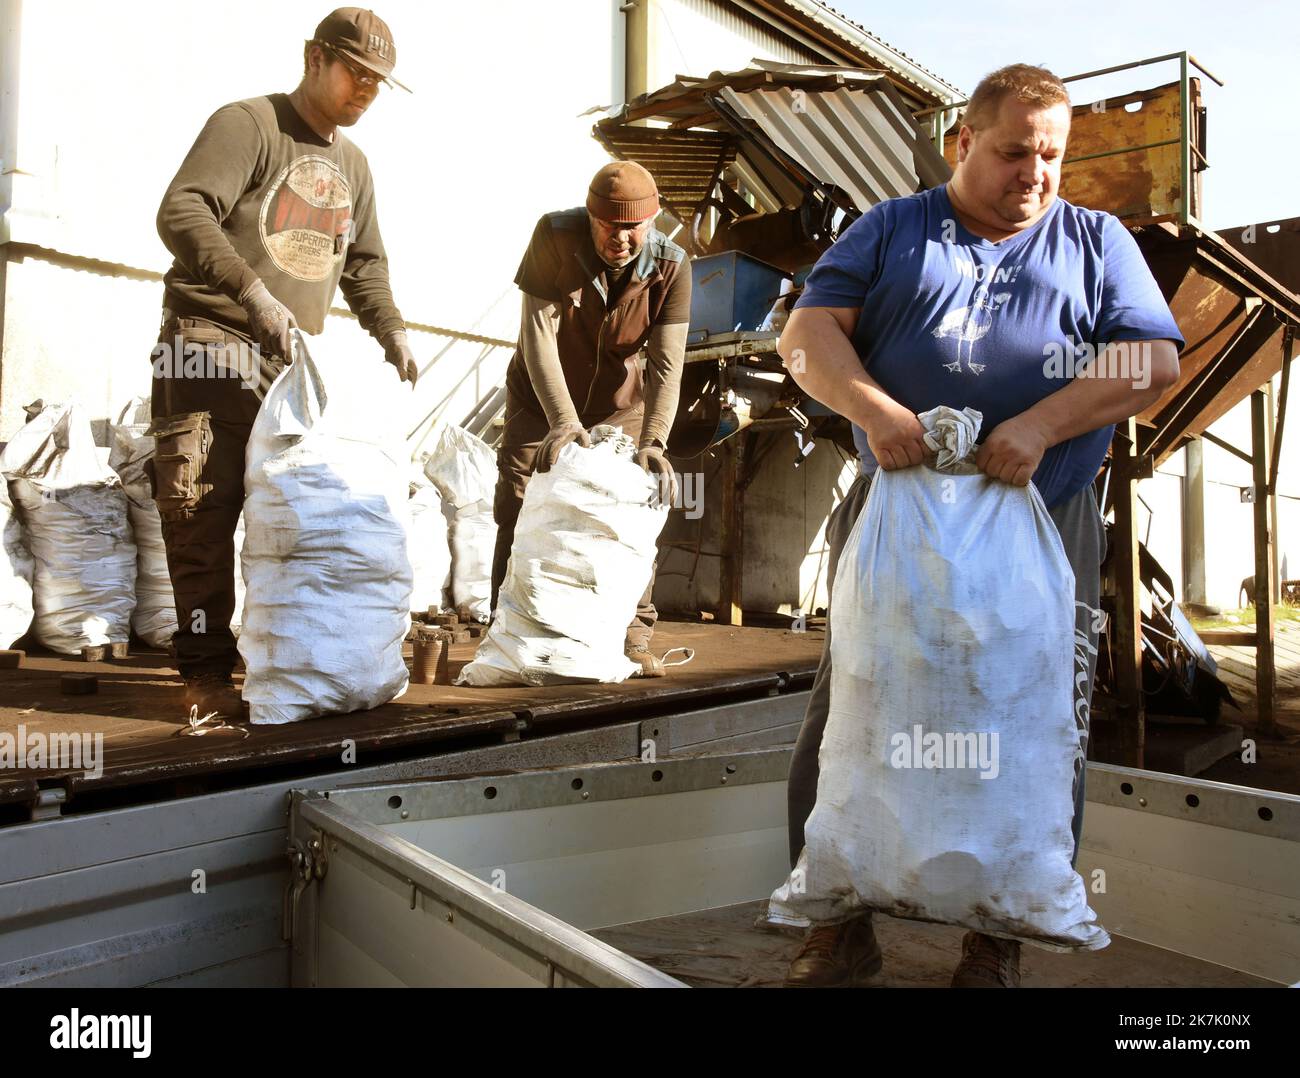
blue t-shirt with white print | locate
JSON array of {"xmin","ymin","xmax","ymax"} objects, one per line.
[{"xmin": 793, "ymin": 184, "xmax": 1184, "ymax": 508}]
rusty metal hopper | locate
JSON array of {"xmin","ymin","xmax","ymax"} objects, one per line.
[{"xmin": 1136, "ymin": 223, "xmax": 1300, "ymax": 465}]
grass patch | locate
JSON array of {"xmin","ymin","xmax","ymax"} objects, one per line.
[{"xmin": 1191, "ymin": 604, "xmax": 1300, "ymax": 631}]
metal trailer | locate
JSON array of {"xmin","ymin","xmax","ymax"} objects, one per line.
[
  {"xmin": 282, "ymin": 749, "xmax": 1300, "ymax": 989},
  {"xmin": 0, "ymin": 692, "xmax": 806, "ymax": 987}
]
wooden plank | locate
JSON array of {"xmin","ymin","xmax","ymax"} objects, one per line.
[
  {"xmin": 0, "ymin": 623, "xmax": 825, "ymax": 808},
  {"xmin": 1198, "ymin": 630, "xmax": 1257, "ymax": 646},
  {"xmin": 1111, "ymin": 422, "xmax": 1146, "ymax": 767},
  {"xmin": 717, "ymin": 432, "xmax": 745, "ymax": 627},
  {"xmin": 1254, "ymin": 390, "xmax": 1278, "ymax": 736}
]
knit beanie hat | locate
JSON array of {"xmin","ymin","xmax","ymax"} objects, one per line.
[{"xmin": 586, "ymin": 161, "xmax": 660, "ymax": 223}]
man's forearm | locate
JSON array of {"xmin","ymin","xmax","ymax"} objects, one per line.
[
  {"xmin": 640, "ymin": 322, "xmax": 687, "ymax": 448},
  {"xmin": 157, "ymin": 105, "xmax": 264, "ymax": 302},
  {"xmin": 520, "ymin": 294, "xmax": 580, "ymax": 428},
  {"xmin": 777, "ymin": 307, "xmax": 899, "ymax": 430},
  {"xmin": 1020, "ymin": 340, "xmax": 1180, "ymax": 447},
  {"xmin": 339, "ymin": 252, "xmax": 406, "ymax": 343}
]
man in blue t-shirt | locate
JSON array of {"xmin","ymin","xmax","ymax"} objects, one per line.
[{"xmin": 777, "ymin": 63, "xmax": 1183, "ymax": 988}]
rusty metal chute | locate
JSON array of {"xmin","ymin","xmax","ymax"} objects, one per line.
[{"xmin": 1137, "ymin": 224, "xmax": 1300, "ymax": 465}]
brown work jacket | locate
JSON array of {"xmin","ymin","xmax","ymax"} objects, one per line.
[{"xmin": 508, "ymin": 207, "xmax": 689, "ymax": 423}]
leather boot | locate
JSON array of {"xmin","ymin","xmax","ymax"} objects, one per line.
[
  {"xmin": 182, "ymin": 672, "xmax": 247, "ymax": 720},
  {"xmin": 625, "ymin": 642, "xmax": 666, "ymax": 678},
  {"xmin": 784, "ymin": 916, "xmax": 883, "ymax": 987},
  {"xmin": 951, "ymin": 931, "xmax": 1021, "ymax": 987}
]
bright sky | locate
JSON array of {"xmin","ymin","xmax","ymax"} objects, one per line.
[{"xmin": 833, "ymin": 0, "xmax": 1297, "ymax": 230}]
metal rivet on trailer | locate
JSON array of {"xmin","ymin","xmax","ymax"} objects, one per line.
[
  {"xmin": 1138, "ymin": 797, "xmax": 1148, "ymax": 807},
  {"xmin": 581, "ymin": 791, "xmax": 590, "ymax": 800},
  {"xmin": 400, "ymin": 810, "xmax": 409, "ymax": 819}
]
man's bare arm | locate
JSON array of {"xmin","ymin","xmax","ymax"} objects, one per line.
[
  {"xmin": 977, "ymin": 339, "xmax": 1180, "ymax": 485},
  {"xmin": 777, "ymin": 306, "xmax": 928, "ymax": 469}
]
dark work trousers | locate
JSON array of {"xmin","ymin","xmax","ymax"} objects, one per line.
[
  {"xmin": 490, "ymin": 391, "xmax": 658, "ymax": 649},
  {"xmin": 786, "ymin": 470, "xmax": 1107, "ymax": 878},
  {"xmin": 148, "ymin": 315, "xmax": 283, "ymax": 679}
]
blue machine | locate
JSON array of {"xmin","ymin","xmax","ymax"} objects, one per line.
[{"xmin": 687, "ymin": 251, "xmax": 790, "ymax": 343}]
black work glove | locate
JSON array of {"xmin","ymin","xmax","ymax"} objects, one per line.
[
  {"xmin": 238, "ymin": 280, "xmax": 298, "ymax": 361},
  {"xmin": 536, "ymin": 421, "xmax": 591, "ymax": 473},
  {"xmin": 383, "ymin": 330, "xmax": 419, "ymax": 386},
  {"xmin": 636, "ymin": 444, "xmax": 678, "ymax": 507}
]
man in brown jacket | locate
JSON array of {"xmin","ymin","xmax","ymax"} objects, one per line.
[
  {"xmin": 150, "ymin": 8, "xmax": 416, "ymax": 716},
  {"xmin": 495, "ymin": 162, "xmax": 691, "ymax": 676}
]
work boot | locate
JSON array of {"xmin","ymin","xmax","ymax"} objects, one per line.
[
  {"xmin": 625, "ymin": 642, "xmax": 665, "ymax": 678},
  {"xmin": 182, "ymin": 672, "xmax": 246, "ymax": 721},
  {"xmin": 951, "ymin": 931, "xmax": 1021, "ymax": 988},
  {"xmin": 783, "ymin": 916, "xmax": 883, "ymax": 988}
]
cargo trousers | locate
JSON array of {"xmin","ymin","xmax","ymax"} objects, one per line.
[
  {"xmin": 147, "ymin": 314, "xmax": 284, "ymax": 679},
  {"xmin": 491, "ymin": 389, "xmax": 658, "ymax": 649},
  {"xmin": 786, "ymin": 469, "xmax": 1108, "ymax": 872}
]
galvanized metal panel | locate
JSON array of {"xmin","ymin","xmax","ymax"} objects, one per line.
[
  {"xmin": 715, "ymin": 85, "xmax": 916, "ymax": 209},
  {"xmin": 297, "ymin": 796, "xmax": 684, "ymax": 988},
  {"xmin": 0, "ymin": 695, "xmax": 804, "ymax": 987},
  {"xmin": 312, "ymin": 752, "xmax": 1300, "ymax": 987},
  {"xmin": 711, "ymin": 79, "xmax": 949, "ymax": 211}
]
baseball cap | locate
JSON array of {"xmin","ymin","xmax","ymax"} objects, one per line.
[{"xmin": 312, "ymin": 7, "xmax": 411, "ymax": 93}]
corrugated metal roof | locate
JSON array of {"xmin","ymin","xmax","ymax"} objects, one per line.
[
  {"xmin": 761, "ymin": 0, "xmax": 964, "ymax": 102},
  {"xmin": 712, "ymin": 78, "xmax": 950, "ymax": 210},
  {"xmin": 595, "ymin": 65, "xmax": 950, "ymax": 225}
]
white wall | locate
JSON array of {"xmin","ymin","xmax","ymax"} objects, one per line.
[
  {"xmin": 650, "ymin": 0, "xmax": 822, "ymax": 88},
  {"xmin": 1136, "ymin": 361, "xmax": 1300, "ymax": 612}
]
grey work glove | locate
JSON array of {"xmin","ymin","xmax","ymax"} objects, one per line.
[
  {"xmin": 536, "ymin": 421, "xmax": 591, "ymax": 473},
  {"xmin": 636, "ymin": 444, "xmax": 678, "ymax": 508},
  {"xmin": 383, "ymin": 330, "xmax": 419, "ymax": 386},
  {"xmin": 238, "ymin": 280, "xmax": 298, "ymax": 361}
]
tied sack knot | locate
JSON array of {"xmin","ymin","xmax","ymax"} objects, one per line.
[{"xmin": 919, "ymin": 405, "xmax": 984, "ymax": 470}]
